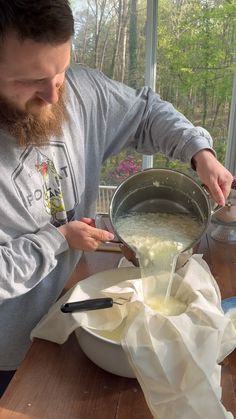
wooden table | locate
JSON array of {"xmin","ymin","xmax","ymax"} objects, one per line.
[{"xmin": 1, "ymin": 227, "xmax": 236, "ymax": 418}]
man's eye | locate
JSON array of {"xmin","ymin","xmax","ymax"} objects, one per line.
[
  {"xmin": 17, "ymin": 80, "xmax": 34, "ymax": 86},
  {"xmin": 18, "ymin": 80, "xmax": 43, "ymax": 86}
]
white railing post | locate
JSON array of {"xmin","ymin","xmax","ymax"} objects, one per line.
[{"xmin": 96, "ymin": 185, "xmax": 117, "ymax": 213}]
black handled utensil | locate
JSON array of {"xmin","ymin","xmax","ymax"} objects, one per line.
[{"xmin": 61, "ymin": 297, "xmax": 128, "ymax": 313}]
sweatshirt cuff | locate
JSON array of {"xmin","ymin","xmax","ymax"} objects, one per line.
[
  {"xmin": 182, "ymin": 138, "xmax": 216, "ymax": 168},
  {"xmin": 35, "ymin": 223, "xmax": 69, "ymax": 255}
]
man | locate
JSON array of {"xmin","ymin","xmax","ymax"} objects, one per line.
[{"xmin": 0, "ymin": 0, "xmax": 233, "ymax": 396}]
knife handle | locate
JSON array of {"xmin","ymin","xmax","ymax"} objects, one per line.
[{"xmin": 60, "ymin": 297, "xmax": 113, "ymax": 313}]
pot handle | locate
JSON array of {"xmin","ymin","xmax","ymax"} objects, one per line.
[
  {"xmin": 94, "ymin": 212, "xmax": 123, "ymax": 252},
  {"xmin": 95, "ymin": 213, "xmax": 118, "ymax": 239},
  {"xmin": 202, "ymin": 176, "xmax": 236, "ymax": 215},
  {"xmin": 95, "ymin": 213, "xmax": 140, "ymax": 263}
]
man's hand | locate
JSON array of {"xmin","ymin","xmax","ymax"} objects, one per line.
[
  {"xmin": 58, "ymin": 218, "xmax": 114, "ymax": 251},
  {"xmin": 192, "ymin": 150, "xmax": 233, "ymax": 206}
]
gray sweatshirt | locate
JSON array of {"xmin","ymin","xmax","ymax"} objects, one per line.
[{"xmin": 0, "ymin": 64, "xmax": 213, "ymax": 369}]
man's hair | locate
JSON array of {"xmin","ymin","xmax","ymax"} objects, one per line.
[{"xmin": 0, "ymin": 0, "xmax": 74, "ymax": 45}]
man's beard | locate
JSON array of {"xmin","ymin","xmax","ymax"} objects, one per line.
[{"xmin": 0, "ymin": 85, "xmax": 68, "ymax": 147}]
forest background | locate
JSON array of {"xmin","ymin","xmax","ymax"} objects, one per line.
[{"xmin": 71, "ymin": 0, "xmax": 236, "ymax": 185}]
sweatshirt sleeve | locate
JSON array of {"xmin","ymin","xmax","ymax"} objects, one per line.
[
  {"xmin": 0, "ymin": 223, "xmax": 69, "ymax": 299},
  {"xmin": 104, "ymin": 79, "xmax": 214, "ymax": 164},
  {"xmin": 74, "ymin": 66, "xmax": 214, "ymax": 164}
]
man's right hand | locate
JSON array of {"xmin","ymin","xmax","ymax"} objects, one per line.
[{"xmin": 58, "ymin": 220, "xmax": 114, "ymax": 251}]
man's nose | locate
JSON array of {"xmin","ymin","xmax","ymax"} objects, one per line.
[{"xmin": 37, "ymin": 75, "xmax": 64, "ymax": 104}]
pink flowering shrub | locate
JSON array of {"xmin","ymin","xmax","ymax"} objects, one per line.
[{"xmin": 108, "ymin": 155, "xmax": 142, "ymax": 185}]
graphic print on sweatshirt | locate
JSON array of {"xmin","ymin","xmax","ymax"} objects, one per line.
[{"xmin": 12, "ymin": 142, "xmax": 79, "ymax": 227}]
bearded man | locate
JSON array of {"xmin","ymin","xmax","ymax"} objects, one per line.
[{"xmin": 0, "ymin": 0, "xmax": 233, "ymax": 396}]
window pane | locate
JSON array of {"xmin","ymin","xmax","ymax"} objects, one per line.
[
  {"xmin": 71, "ymin": 0, "xmax": 235, "ymax": 189},
  {"xmin": 71, "ymin": 0, "xmax": 146, "ymax": 188},
  {"xmin": 154, "ymin": 0, "xmax": 235, "ymax": 179}
]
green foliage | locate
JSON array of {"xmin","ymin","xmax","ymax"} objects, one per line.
[
  {"xmin": 157, "ymin": 0, "xmax": 235, "ymax": 132},
  {"xmin": 214, "ymin": 138, "xmax": 227, "ymax": 164}
]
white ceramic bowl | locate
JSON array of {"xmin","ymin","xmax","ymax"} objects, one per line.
[
  {"xmin": 75, "ymin": 266, "xmax": 191, "ymax": 378},
  {"xmin": 75, "ymin": 267, "xmax": 140, "ymax": 378},
  {"xmin": 75, "ymin": 325, "xmax": 135, "ymax": 378}
]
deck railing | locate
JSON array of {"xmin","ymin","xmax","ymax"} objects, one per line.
[{"xmin": 96, "ymin": 185, "xmax": 116, "ymax": 213}]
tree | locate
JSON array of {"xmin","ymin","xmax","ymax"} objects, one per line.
[
  {"xmin": 129, "ymin": 0, "xmax": 138, "ymax": 87},
  {"xmin": 109, "ymin": 0, "xmax": 129, "ymax": 81}
]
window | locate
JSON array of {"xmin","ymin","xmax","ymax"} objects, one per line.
[{"xmin": 71, "ymin": 0, "xmax": 236, "ymax": 187}]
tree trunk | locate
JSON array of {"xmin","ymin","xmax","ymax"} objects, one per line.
[
  {"xmin": 88, "ymin": 0, "xmax": 108, "ymax": 68},
  {"xmin": 81, "ymin": 7, "xmax": 90, "ymax": 63},
  {"xmin": 128, "ymin": 0, "xmax": 138, "ymax": 88},
  {"xmin": 120, "ymin": 0, "xmax": 129, "ymax": 82},
  {"xmin": 99, "ymin": 25, "xmax": 111, "ymax": 71},
  {"xmin": 109, "ymin": 0, "xmax": 123, "ymax": 79}
]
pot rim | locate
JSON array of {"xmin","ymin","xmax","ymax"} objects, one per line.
[{"xmin": 109, "ymin": 168, "xmax": 211, "ymax": 254}]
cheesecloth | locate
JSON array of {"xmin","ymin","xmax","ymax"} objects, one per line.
[{"xmin": 31, "ymin": 254, "xmax": 236, "ymax": 419}]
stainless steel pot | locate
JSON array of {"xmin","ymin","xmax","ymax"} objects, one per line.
[{"xmin": 109, "ymin": 168, "xmax": 221, "ymax": 262}]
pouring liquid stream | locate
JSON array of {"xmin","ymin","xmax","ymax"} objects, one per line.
[{"xmin": 115, "ymin": 212, "xmax": 203, "ymax": 315}]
